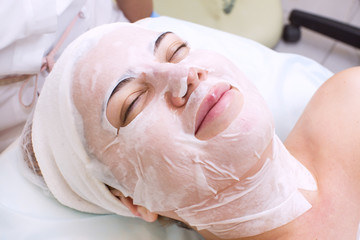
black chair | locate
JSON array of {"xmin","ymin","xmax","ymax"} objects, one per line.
[{"xmin": 282, "ymin": 9, "xmax": 360, "ymax": 49}]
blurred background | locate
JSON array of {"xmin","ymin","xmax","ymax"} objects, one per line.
[
  {"xmin": 153, "ymin": 0, "xmax": 360, "ymax": 73},
  {"xmin": 277, "ymin": 0, "xmax": 360, "ymax": 73}
]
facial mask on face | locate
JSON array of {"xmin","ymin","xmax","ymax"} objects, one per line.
[
  {"xmin": 103, "ymin": 54, "xmax": 276, "ymax": 209},
  {"xmin": 175, "ymin": 136, "xmax": 316, "ymax": 238},
  {"xmin": 75, "ymin": 33, "xmax": 317, "ymax": 238},
  {"xmin": 95, "ymin": 51, "xmax": 317, "ymax": 239},
  {"xmin": 33, "ymin": 22, "xmax": 317, "ymax": 239}
]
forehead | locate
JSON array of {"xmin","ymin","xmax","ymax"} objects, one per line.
[
  {"xmin": 71, "ymin": 24, "xmax": 162, "ymax": 124},
  {"xmin": 73, "ymin": 25, "xmax": 160, "ymax": 95},
  {"xmin": 98, "ymin": 25, "xmax": 159, "ymax": 52},
  {"xmin": 87, "ymin": 25, "xmax": 159, "ymax": 69}
]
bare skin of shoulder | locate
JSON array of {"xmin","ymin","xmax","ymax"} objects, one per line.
[{"xmin": 282, "ymin": 66, "xmax": 360, "ymax": 240}]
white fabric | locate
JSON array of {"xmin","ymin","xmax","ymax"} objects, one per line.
[
  {"xmin": 173, "ymin": 135, "xmax": 317, "ymax": 238},
  {"xmin": 31, "ymin": 17, "xmax": 330, "ymax": 238},
  {"xmin": 0, "ymin": 79, "xmax": 37, "ymax": 151},
  {"xmin": 32, "ymin": 23, "xmax": 135, "ymax": 216},
  {"xmin": 0, "ymin": 0, "xmax": 128, "ymax": 76},
  {"xmin": 0, "ymin": 0, "xmax": 128, "ymax": 152},
  {"xmin": 0, "ymin": 142, "xmax": 204, "ymax": 240}
]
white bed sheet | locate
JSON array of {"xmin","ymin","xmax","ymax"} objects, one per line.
[
  {"xmin": 0, "ymin": 16, "xmax": 334, "ymax": 240},
  {"xmin": 0, "ymin": 142, "xmax": 203, "ymax": 240}
]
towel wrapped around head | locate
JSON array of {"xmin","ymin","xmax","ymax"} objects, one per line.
[{"xmin": 32, "ymin": 23, "xmax": 133, "ymax": 216}]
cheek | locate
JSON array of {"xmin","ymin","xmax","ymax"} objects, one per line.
[
  {"xmin": 117, "ymin": 97, "xmax": 186, "ymax": 153},
  {"xmin": 112, "ymin": 101, "xmax": 207, "ymax": 209}
]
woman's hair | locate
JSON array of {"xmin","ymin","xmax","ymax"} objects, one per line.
[
  {"xmin": 158, "ymin": 216, "xmax": 193, "ymax": 230},
  {"xmin": 21, "ymin": 116, "xmax": 42, "ymax": 177}
]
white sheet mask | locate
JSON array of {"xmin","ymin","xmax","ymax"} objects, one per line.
[
  {"xmin": 33, "ymin": 22, "xmax": 317, "ymax": 239},
  {"xmin": 72, "ymin": 27, "xmax": 317, "ymax": 238},
  {"xmin": 100, "ymin": 54, "xmax": 275, "ymax": 205}
]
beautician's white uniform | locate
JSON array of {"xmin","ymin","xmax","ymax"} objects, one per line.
[{"xmin": 0, "ymin": 0, "xmax": 129, "ymax": 152}]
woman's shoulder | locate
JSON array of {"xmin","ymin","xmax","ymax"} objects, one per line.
[
  {"xmin": 287, "ymin": 67, "xmax": 360, "ymax": 150},
  {"xmin": 283, "ymin": 67, "xmax": 360, "ymax": 239},
  {"xmin": 302, "ymin": 66, "xmax": 360, "ymax": 139},
  {"xmin": 300, "ymin": 66, "xmax": 360, "ymax": 149},
  {"xmin": 319, "ymin": 66, "xmax": 360, "ymax": 104},
  {"xmin": 286, "ymin": 66, "xmax": 360, "ymax": 198},
  {"xmin": 287, "ymin": 67, "xmax": 360, "ymax": 145}
]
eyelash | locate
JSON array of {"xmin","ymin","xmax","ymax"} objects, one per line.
[
  {"xmin": 120, "ymin": 87, "xmax": 149, "ymax": 127},
  {"xmin": 123, "ymin": 94, "xmax": 141, "ymax": 124},
  {"xmin": 168, "ymin": 42, "xmax": 188, "ymax": 62}
]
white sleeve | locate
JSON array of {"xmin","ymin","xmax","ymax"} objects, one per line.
[
  {"xmin": 0, "ymin": 0, "xmax": 57, "ymax": 49},
  {"xmin": 0, "ymin": 0, "xmax": 58, "ymax": 76},
  {"xmin": 0, "ymin": 0, "xmax": 128, "ymax": 76}
]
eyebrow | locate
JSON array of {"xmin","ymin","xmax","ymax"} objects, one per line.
[{"xmin": 154, "ymin": 31, "xmax": 173, "ymax": 53}]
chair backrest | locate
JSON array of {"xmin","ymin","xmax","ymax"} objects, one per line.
[{"xmin": 153, "ymin": 0, "xmax": 283, "ymax": 48}]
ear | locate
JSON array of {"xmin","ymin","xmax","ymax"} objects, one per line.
[{"xmin": 110, "ymin": 188, "xmax": 158, "ymax": 222}]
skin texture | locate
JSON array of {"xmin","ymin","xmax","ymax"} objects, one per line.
[
  {"xmin": 71, "ymin": 24, "xmax": 360, "ymax": 239},
  {"xmin": 116, "ymin": 0, "xmax": 153, "ymax": 22}
]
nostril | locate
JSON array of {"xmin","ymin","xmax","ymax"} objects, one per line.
[
  {"xmin": 172, "ymin": 96, "xmax": 186, "ymax": 107},
  {"xmin": 188, "ymin": 68, "xmax": 207, "ymax": 86},
  {"xmin": 198, "ymin": 72, "xmax": 203, "ymax": 80},
  {"xmin": 197, "ymin": 69, "xmax": 208, "ymax": 81},
  {"xmin": 165, "ymin": 91, "xmax": 187, "ymax": 108},
  {"xmin": 185, "ymin": 83, "xmax": 192, "ymax": 97}
]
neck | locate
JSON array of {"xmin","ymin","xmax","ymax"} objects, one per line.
[{"xmin": 195, "ymin": 135, "xmax": 318, "ymax": 239}]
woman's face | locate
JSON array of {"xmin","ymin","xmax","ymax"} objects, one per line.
[
  {"xmin": 72, "ymin": 24, "xmax": 273, "ymax": 219},
  {"xmin": 104, "ymin": 30, "xmax": 244, "ymax": 140}
]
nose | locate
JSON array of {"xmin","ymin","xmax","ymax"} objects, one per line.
[{"xmin": 167, "ymin": 67, "xmax": 208, "ymax": 108}]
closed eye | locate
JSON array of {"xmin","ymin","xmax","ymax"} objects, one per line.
[
  {"xmin": 168, "ymin": 42, "xmax": 189, "ymax": 63},
  {"xmin": 124, "ymin": 95, "xmax": 140, "ymax": 123},
  {"xmin": 120, "ymin": 87, "xmax": 150, "ymax": 127},
  {"xmin": 154, "ymin": 32, "xmax": 190, "ymax": 63},
  {"xmin": 122, "ymin": 91, "xmax": 143, "ymax": 125},
  {"xmin": 107, "ymin": 77, "xmax": 153, "ymax": 129}
]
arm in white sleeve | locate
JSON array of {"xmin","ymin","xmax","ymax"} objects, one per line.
[{"xmin": 0, "ymin": 0, "xmax": 57, "ymax": 49}]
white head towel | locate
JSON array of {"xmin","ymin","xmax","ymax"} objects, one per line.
[{"xmin": 32, "ymin": 23, "xmax": 133, "ymax": 216}]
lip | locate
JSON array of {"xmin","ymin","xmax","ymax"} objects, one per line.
[{"xmin": 195, "ymin": 83, "xmax": 231, "ymax": 135}]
